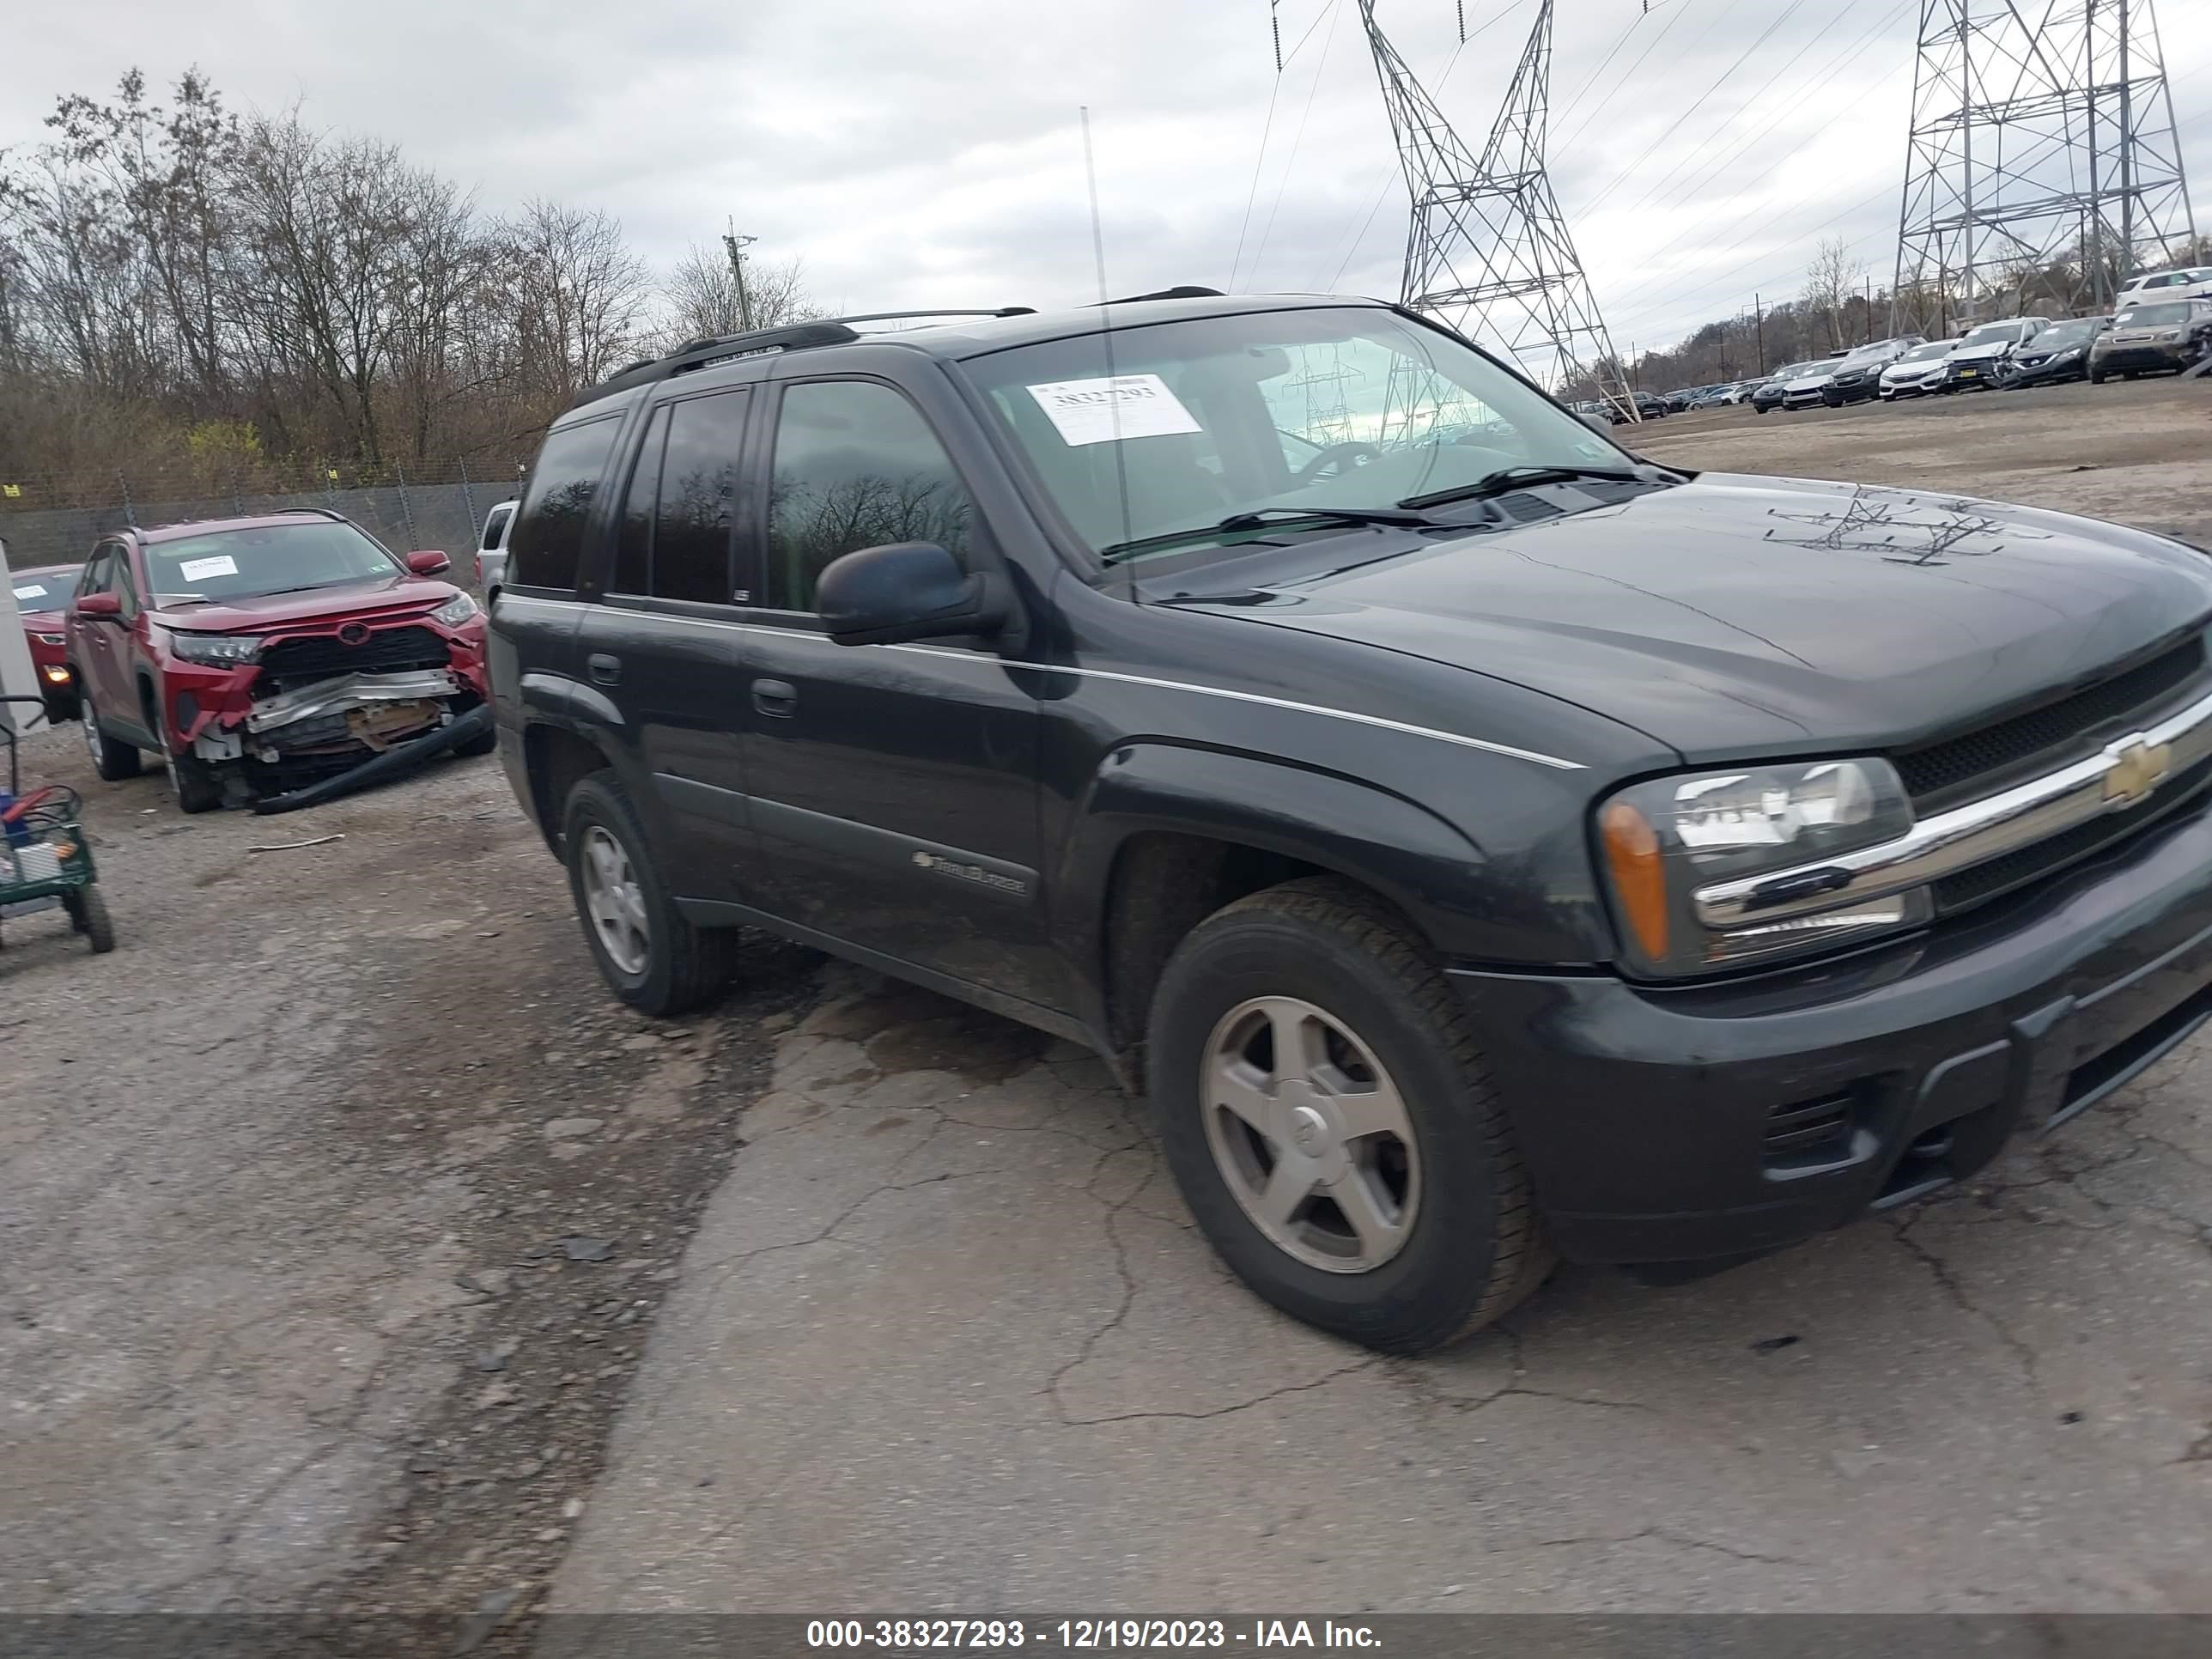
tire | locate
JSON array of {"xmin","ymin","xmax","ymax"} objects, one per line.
[
  {"xmin": 42, "ymin": 690, "xmax": 80, "ymax": 726},
  {"xmin": 67, "ymin": 887, "xmax": 116, "ymax": 953},
  {"xmin": 2090, "ymin": 370, "xmax": 2106, "ymax": 384},
  {"xmin": 453, "ymin": 720, "xmax": 498, "ymax": 759},
  {"xmin": 81, "ymin": 700, "xmax": 144, "ymax": 781},
  {"xmin": 562, "ymin": 770, "xmax": 739, "ymax": 1016},
  {"xmin": 1146, "ymin": 878, "xmax": 1553, "ymax": 1353},
  {"xmin": 154, "ymin": 698, "xmax": 223, "ymax": 814}
]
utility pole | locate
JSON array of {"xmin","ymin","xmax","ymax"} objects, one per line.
[
  {"xmin": 721, "ymin": 225, "xmax": 757, "ymax": 333},
  {"xmin": 1754, "ymin": 293, "xmax": 1765, "ymax": 374}
]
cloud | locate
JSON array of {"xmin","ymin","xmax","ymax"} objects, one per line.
[{"xmin": 5, "ymin": 0, "xmax": 2209, "ymax": 352}]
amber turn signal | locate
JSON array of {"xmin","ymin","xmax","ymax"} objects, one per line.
[{"xmin": 1600, "ymin": 799, "xmax": 1669, "ymax": 963}]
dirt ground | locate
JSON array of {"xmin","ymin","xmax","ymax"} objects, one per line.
[
  {"xmin": 3, "ymin": 375, "xmax": 2211, "ymax": 1642},
  {"xmin": 1630, "ymin": 375, "xmax": 2212, "ymax": 549}
]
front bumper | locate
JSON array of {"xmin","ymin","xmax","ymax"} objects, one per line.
[
  {"xmin": 1944, "ymin": 359, "xmax": 2002, "ymax": 388},
  {"xmin": 2096, "ymin": 343, "xmax": 2196, "ymax": 374},
  {"xmin": 1880, "ymin": 374, "xmax": 1941, "ymax": 398},
  {"xmin": 1454, "ymin": 785, "xmax": 2212, "ymax": 1265}
]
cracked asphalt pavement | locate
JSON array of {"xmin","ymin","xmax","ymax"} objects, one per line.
[{"xmin": 3, "ymin": 379, "xmax": 2210, "ymax": 1628}]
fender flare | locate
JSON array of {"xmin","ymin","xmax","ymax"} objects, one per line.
[{"xmin": 1051, "ymin": 741, "xmax": 1497, "ymax": 1036}]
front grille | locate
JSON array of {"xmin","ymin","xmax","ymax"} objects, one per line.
[
  {"xmin": 258, "ymin": 624, "xmax": 450, "ymax": 685},
  {"xmin": 1932, "ymin": 756, "xmax": 2212, "ymax": 915},
  {"xmin": 1893, "ymin": 635, "xmax": 2206, "ymax": 809}
]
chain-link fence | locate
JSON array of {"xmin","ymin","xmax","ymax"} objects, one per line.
[{"xmin": 0, "ymin": 458, "xmax": 535, "ymax": 576}]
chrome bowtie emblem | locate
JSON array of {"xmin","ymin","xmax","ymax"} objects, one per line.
[{"xmin": 2102, "ymin": 736, "xmax": 2172, "ymax": 809}]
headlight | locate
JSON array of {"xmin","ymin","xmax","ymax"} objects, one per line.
[
  {"xmin": 2053, "ymin": 348, "xmax": 2079, "ymax": 361},
  {"xmin": 431, "ymin": 592, "xmax": 479, "ymax": 628},
  {"xmin": 2158, "ymin": 330, "xmax": 2183, "ymax": 342},
  {"xmin": 1595, "ymin": 758, "xmax": 1929, "ymax": 978},
  {"xmin": 166, "ymin": 631, "xmax": 261, "ymax": 665},
  {"xmin": 33, "ymin": 631, "xmax": 64, "ymax": 646}
]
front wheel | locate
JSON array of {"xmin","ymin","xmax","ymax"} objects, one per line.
[
  {"xmin": 157, "ymin": 705, "xmax": 223, "ymax": 814},
  {"xmin": 1147, "ymin": 878, "xmax": 1553, "ymax": 1353},
  {"xmin": 81, "ymin": 702, "xmax": 144, "ymax": 781},
  {"xmin": 562, "ymin": 771, "xmax": 739, "ymax": 1016}
]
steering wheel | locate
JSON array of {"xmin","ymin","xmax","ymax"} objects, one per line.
[{"xmin": 1292, "ymin": 441, "xmax": 1382, "ymax": 485}]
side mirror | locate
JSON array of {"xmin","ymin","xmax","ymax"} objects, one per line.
[
  {"xmin": 817, "ymin": 542, "xmax": 1006, "ymax": 647},
  {"xmin": 406, "ymin": 550, "xmax": 452, "ymax": 576},
  {"xmin": 76, "ymin": 592, "xmax": 122, "ymax": 620}
]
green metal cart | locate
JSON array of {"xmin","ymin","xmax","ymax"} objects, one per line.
[{"xmin": 0, "ymin": 696, "xmax": 114, "ymax": 954}]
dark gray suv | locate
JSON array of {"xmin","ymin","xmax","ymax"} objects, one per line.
[{"xmin": 490, "ymin": 289, "xmax": 2212, "ymax": 1351}]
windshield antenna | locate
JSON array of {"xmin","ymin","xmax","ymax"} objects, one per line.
[{"xmin": 1080, "ymin": 106, "xmax": 1137, "ymax": 572}]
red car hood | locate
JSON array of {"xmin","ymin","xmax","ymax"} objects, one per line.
[
  {"xmin": 20, "ymin": 608, "xmax": 64, "ymax": 632},
  {"xmin": 155, "ymin": 575, "xmax": 458, "ymax": 633}
]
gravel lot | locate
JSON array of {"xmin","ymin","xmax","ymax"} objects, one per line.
[{"xmin": 3, "ymin": 375, "xmax": 2209, "ymax": 1639}]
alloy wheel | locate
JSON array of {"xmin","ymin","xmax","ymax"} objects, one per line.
[
  {"xmin": 579, "ymin": 824, "xmax": 652, "ymax": 976},
  {"xmin": 1200, "ymin": 995, "xmax": 1422, "ymax": 1274}
]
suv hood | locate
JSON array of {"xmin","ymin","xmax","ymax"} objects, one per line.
[
  {"xmin": 153, "ymin": 574, "xmax": 457, "ymax": 633},
  {"xmin": 1212, "ymin": 476, "xmax": 2212, "ymax": 761},
  {"xmin": 1948, "ymin": 339, "xmax": 2017, "ymax": 363}
]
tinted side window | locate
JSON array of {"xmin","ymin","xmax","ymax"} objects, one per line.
[
  {"xmin": 507, "ymin": 417, "xmax": 621, "ymax": 590},
  {"xmin": 653, "ymin": 392, "xmax": 748, "ymax": 605},
  {"xmin": 765, "ymin": 381, "xmax": 972, "ymax": 613},
  {"xmin": 77, "ymin": 550, "xmax": 112, "ymax": 599},
  {"xmin": 114, "ymin": 551, "xmax": 142, "ymax": 618},
  {"xmin": 611, "ymin": 407, "xmax": 670, "ymax": 597},
  {"xmin": 480, "ymin": 505, "xmax": 514, "ymax": 552}
]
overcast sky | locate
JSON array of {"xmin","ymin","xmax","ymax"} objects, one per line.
[{"xmin": 9, "ymin": 0, "xmax": 2212, "ymax": 357}]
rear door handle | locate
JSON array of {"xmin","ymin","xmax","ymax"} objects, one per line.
[
  {"xmin": 586, "ymin": 653, "xmax": 622, "ymax": 687},
  {"xmin": 752, "ymin": 678, "xmax": 798, "ymax": 717}
]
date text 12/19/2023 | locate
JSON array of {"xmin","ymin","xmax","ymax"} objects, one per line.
[{"xmin": 805, "ymin": 1620, "xmax": 1384, "ymax": 1650}]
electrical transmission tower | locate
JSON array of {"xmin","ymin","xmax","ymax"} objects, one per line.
[
  {"xmin": 1895, "ymin": 0, "xmax": 2198, "ymax": 331},
  {"xmin": 1359, "ymin": 0, "xmax": 1635, "ymax": 410}
]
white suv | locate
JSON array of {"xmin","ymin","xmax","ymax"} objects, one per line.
[
  {"xmin": 2117, "ymin": 267, "xmax": 2212, "ymax": 306},
  {"xmin": 476, "ymin": 499, "xmax": 519, "ymax": 603}
]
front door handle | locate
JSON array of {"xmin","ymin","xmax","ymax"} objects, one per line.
[
  {"xmin": 752, "ymin": 678, "xmax": 798, "ymax": 717},
  {"xmin": 586, "ymin": 653, "xmax": 622, "ymax": 687}
]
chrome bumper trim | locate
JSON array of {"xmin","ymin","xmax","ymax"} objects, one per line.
[{"xmin": 1693, "ymin": 684, "xmax": 2212, "ymax": 928}]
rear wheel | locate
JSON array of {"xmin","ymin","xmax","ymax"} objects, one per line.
[
  {"xmin": 1147, "ymin": 878, "xmax": 1553, "ymax": 1353},
  {"xmin": 562, "ymin": 770, "xmax": 740, "ymax": 1016},
  {"xmin": 81, "ymin": 698, "xmax": 143, "ymax": 781}
]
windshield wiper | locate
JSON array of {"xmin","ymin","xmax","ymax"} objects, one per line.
[
  {"xmin": 1398, "ymin": 464, "xmax": 1643, "ymax": 511},
  {"xmin": 1099, "ymin": 506, "xmax": 1438, "ymax": 563}
]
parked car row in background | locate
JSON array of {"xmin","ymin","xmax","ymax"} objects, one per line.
[{"xmin": 1672, "ymin": 289, "xmax": 2212, "ymax": 417}]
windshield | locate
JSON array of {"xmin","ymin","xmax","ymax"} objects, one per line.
[
  {"xmin": 1894, "ymin": 341, "xmax": 1955, "ymax": 363},
  {"xmin": 960, "ymin": 307, "xmax": 1636, "ymax": 566},
  {"xmin": 10, "ymin": 568, "xmax": 79, "ymax": 608},
  {"xmin": 2036, "ymin": 320, "xmax": 2102, "ymax": 345},
  {"xmin": 145, "ymin": 522, "xmax": 404, "ymax": 604},
  {"xmin": 2117, "ymin": 302, "xmax": 2195, "ymax": 327},
  {"xmin": 1959, "ymin": 322, "xmax": 2027, "ymax": 347},
  {"xmin": 1767, "ymin": 363, "xmax": 1815, "ymax": 380}
]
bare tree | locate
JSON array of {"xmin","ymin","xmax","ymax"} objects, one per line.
[
  {"xmin": 494, "ymin": 198, "xmax": 652, "ymax": 411},
  {"xmin": 658, "ymin": 243, "xmax": 821, "ymax": 348},
  {"xmin": 1802, "ymin": 236, "xmax": 1866, "ymax": 351}
]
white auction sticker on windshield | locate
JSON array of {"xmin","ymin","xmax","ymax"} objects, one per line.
[
  {"xmin": 1026, "ymin": 374, "xmax": 1204, "ymax": 447},
  {"xmin": 13, "ymin": 584, "xmax": 47, "ymax": 601},
  {"xmin": 177, "ymin": 555, "xmax": 239, "ymax": 582}
]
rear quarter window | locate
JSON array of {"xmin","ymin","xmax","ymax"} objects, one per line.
[{"xmin": 507, "ymin": 418, "xmax": 623, "ymax": 590}]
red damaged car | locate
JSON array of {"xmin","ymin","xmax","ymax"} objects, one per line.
[
  {"xmin": 10, "ymin": 561, "xmax": 85, "ymax": 723},
  {"xmin": 64, "ymin": 510, "xmax": 495, "ymax": 813}
]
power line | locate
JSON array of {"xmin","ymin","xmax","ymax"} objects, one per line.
[
  {"xmin": 1249, "ymin": 0, "xmax": 1348, "ymax": 288},
  {"xmin": 1572, "ymin": 0, "xmax": 1816, "ymax": 220},
  {"xmin": 1231, "ymin": 0, "xmax": 1340, "ymax": 289}
]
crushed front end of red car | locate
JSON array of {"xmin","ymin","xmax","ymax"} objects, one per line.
[{"xmin": 160, "ymin": 595, "xmax": 491, "ymax": 806}]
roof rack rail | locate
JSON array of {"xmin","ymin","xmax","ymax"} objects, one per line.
[
  {"xmin": 1089, "ymin": 284, "xmax": 1225, "ymax": 306},
  {"xmin": 268, "ymin": 507, "xmax": 347, "ymax": 520},
  {"xmin": 565, "ymin": 307, "xmax": 1037, "ymax": 413}
]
